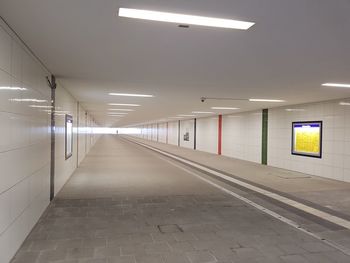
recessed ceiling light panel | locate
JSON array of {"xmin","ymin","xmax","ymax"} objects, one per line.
[
  {"xmin": 0, "ymin": 86, "xmax": 27, "ymax": 91},
  {"xmin": 322, "ymin": 83, "xmax": 350, "ymax": 88},
  {"xmin": 285, "ymin": 109, "xmax": 305, "ymax": 112},
  {"xmin": 118, "ymin": 8, "xmax": 255, "ymax": 30},
  {"xmin": 29, "ymin": 105, "xmax": 53, "ymax": 108},
  {"xmin": 192, "ymin": 111, "xmax": 214, "ymax": 114},
  {"xmin": 211, "ymin": 107, "xmax": 240, "ymax": 110},
  {"xmin": 108, "ymin": 108, "xmax": 134, "ymax": 111},
  {"xmin": 109, "ymin": 93, "xmax": 154, "ymax": 97},
  {"xmin": 108, "ymin": 103, "xmax": 140, "ymax": 106},
  {"xmin": 107, "ymin": 112, "xmax": 128, "ymax": 115},
  {"xmin": 249, "ymin": 99, "xmax": 285, "ymax": 102}
]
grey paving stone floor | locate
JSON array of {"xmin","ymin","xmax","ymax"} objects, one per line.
[{"xmin": 11, "ymin": 136, "xmax": 350, "ymax": 263}]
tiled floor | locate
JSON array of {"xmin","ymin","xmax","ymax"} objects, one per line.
[
  {"xmin": 11, "ymin": 136, "xmax": 350, "ymax": 263},
  {"xmin": 128, "ymin": 136, "xmax": 350, "ymax": 218}
]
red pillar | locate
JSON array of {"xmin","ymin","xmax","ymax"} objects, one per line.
[{"xmin": 218, "ymin": 115, "xmax": 222, "ymax": 155}]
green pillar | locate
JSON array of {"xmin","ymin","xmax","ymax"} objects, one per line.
[{"xmin": 262, "ymin": 109, "xmax": 268, "ymax": 165}]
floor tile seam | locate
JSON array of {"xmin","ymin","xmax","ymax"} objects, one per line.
[
  {"xmin": 123, "ymin": 138, "xmax": 350, "ymax": 256},
  {"xmin": 123, "ymin": 137, "xmax": 350, "ymax": 222}
]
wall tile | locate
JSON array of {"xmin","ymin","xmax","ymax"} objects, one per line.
[
  {"xmin": 196, "ymin": 117, "xmax": 218, "ymax": 154},
  {"xmin": 0, "ymin": 26, "xmax": 11, "ymax": 74},
  {"xmin": 168, "ymin": 121, "xmax": 179, "ymax": 146},
  {"xmin": 268, "ymin": 99, "xmax": 350, "ymax": 181},
  {"xmin": 179, "ymin": 119, "xmax": 195, "ymax": 149}
]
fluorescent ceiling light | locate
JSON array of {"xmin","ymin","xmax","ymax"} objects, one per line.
[
  {"xmin": 109, "ymin": 93, "xmax": 154, "ymax": 97},
  {"xmin": 10, "ymin": 98, "xmax": 47, "ymax": 103},
  {"xmin": 322, "ymin": 83, "xmax": 350, "ymax": 88},
  {"xmin": 192, "ymin": 111, "xmax": 214, "ymax": 114},
  {"xmin": 118, "ymin": 8, "xmax": 255, "ymax": 30},
  {"xmin": 29, "ymin": 105, "xmax": 53, "ymax": 108},
  {"xmin": 211, "ymin": 107, "xmax": 240, "ymax": 110},
  {"xmin": 249, "ymin": 99, "xmax": 285, "ymax": 102},
  {"xmin": 169, "ymin": 117, "xmax": 183, "ymax": 119},
  {"xmin": 285, "ymin": 109, "xmax": 305, "ymax": 112},
  {"xmin": 177, "ymin": 114, "xmax": 196, "ymax": 117},
  {"xmin": 108, "ymin": 108, "xmax": 134, "ymax": 111},
  {"xmin": 0, "ymin": 86, "xmax": 27, "ymax": 91},
  {"xmin": 108, "ymin": 103, "xmax": 140, "ymax": 106},
  {"xmin": 339, "ymin": 102, "xmax": 350, "ymax": 106}
]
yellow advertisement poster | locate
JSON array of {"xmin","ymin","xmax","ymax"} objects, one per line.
[{"xmin": 292, "ymin": 122, "xmax": 322, "ymax": 157}]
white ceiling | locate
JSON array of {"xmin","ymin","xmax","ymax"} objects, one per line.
[{"xmin": 1, "ymin": 0, "xmax": 350, "ymax": 126}]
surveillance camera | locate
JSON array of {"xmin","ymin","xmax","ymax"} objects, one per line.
[{"xmin": 201, "ymin": 98, "xmax": 205, "ymax": 103}]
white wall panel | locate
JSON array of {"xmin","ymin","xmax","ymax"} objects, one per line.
[
  {"xmin": 54, "ymin": 84, "xmax": 78, "ymax": 195},
  {"xmin": 179, "ymin": 119, "xmax": 195, "ymax": 149},
  {"xmin": 168, "ymin": 121, "xmax": 179, "ymax": 146},
  {"xmin": 268, "ymin": 99, "xmax": 350, "ymax": 182},
  {"xmin": 151, "ymin": 123, "xmax": 158, "ymax": 141},
  {"xmin": 0, "ymin": 22, "xmax": 51, "ymax": 263},
  {"xmin": 0, "ymin": 21, "xmax": 99, "ymax": 263},
  {"xmin": 222, "ymin": 111, "xmax": 262, "ymax": 163},
  {"xmin": 147, "ymin": 124, "xmax": 152, "ymax": 140},
  {"xmin": 0, "ymin": 25, "xmax": 11, "ymax": 74},
  {"xmin": 196, "ymin": 117, "xmax": 218, "ymax": 154},
  {"xmin": 158, "ymin": 123, "xmax": 167, "ymax": 143},
  {"xmin": 77, "ymin": 104, "xmax": 86, "ymax": 165}
]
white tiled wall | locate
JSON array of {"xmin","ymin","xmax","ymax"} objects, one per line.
[
  {"xmin": 55, "ymin": 87, "xmax": 99, "ymax": 195},
  {"xmin": 134, "ymin": 100, "xmax": 350, "ymax": 183},
  {"xmin": 85, "ymin": 114, "xmax": 97, "ymax": 154},
  {"xmin": 143, "ymin": 125, "xmax": 148, "ymax": 140},
  {"xmin": 54, "ymin": 84, "xmax": 78, "ymax": 195},
  {"xmin": 0, "ymin": 22, "xmax": 50, "ymax": 263},
  {"xmin": 147, "ymin": 124, "xmax": 152, "ymax": 140},
  {"xmin": 168, "ymin": 121, "xmax": 179, "ymax": 146},
  {"xmin": 268, "ymin": 99, "xmax": 350, "ymax": 182},
  {"xmin": 0, "ymin": 21, "xmax": 99, "ymax": 262},
  {"xmin": 151, "ymin": 123, "xmax": 158, "ymax": 141},
  {"xmin": 179, "ymin": 119, "xmax": 195, "ymax": 149},
  {"xmin": 77, "ymin": 104, "xmax": 87, "ymax": 165},
  {"xmin": 158, "ymin": 123, "xmax": 167, "ymax": 143},
  {"xmin": 222, "ymin": 111, "xmax": 262, "ymax": 163},
  {"xmin": 196, "ymin": 117, "xmax": 218, "ymax": 154}
]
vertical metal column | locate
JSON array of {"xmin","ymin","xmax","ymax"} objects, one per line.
[
  {"xmin": 194, "ymin": 118, "xmax": 197, "ymax": 150},
  {"xmin": 178, "ymin": 120, "xmax": 181, "ymax": 146},
  {"xmin": 218, "ymin": 115, "xmax": 222, "ymax": 155},
  {"xmin": 48, "ymin": 75, "xmax": 57, "ymax": 201},
  {"xmin": 262, "ymin": 109, "xmax": 268, "ymax": 165},
  {"xmin": 76, "ymin": 102, "xmax": 80, "ymax": 168}
]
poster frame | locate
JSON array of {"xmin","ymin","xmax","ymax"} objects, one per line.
[
  {"xmin": 291, "ymin": 121, "xmax": 322, "ymax": 158},
  {"xmin": 65, "ymin": 114, "xmax": 73, "ymax": 160}
]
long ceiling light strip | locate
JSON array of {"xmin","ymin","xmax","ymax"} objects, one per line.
[
  {"xmin": 211, "ymin": 107, "xmax": 240, "ymax": 110},
  {"xmin": 322, "ymin": 83, "xmax": 350, "ymax": 88},
  {"xmin": 108, "ymin": 108, "xmax": 134, "ymax": 111},
  {"xmin": 0, "ymin": 87, "xmax": 27, "ymax": 90},
  {"xmin": 108, "ymin": 103, "xmax": 140, "ymax": 106},
  {"xmin": 249, "ymin": 99, "xmax": 285, "ymax": 102},
  {"xmin": 192, "ymin": 111, "xmax": 214, "ymax": 114},
  {"xmin": 201, "ymin": 97, "xmax": 285, "ymax": 103},
  {"xmin": 109, "ymin": 93, "xmax": 154, "ymax": 97},
  {"xmin": 118, "ymin": 8, "xmax": 255, "ymax": 30}
]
